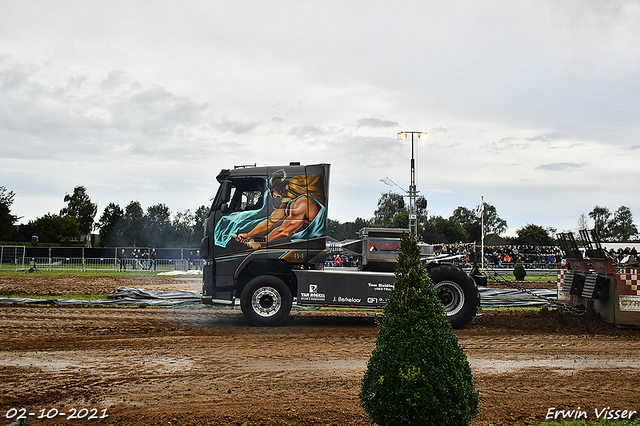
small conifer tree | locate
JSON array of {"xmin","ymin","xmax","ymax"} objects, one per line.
[
  {"xmin": 360, "ymin": 233, "xmax": 479, "ymax": 426},
  {"xmin": 513, "ymin": 262, "xmax": 527, "ymax": 281}
]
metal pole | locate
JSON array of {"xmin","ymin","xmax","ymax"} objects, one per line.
[
  {"xmin": 481, "ymin": 196, "xmax": 484, "ymax": 269},
  {"xmin": 410, "ymin": 132, "xmax": 417, "ymax": 236},
  {"xmin": 397, "ymin": 131, "xmax": 427, "ymax": 237}
]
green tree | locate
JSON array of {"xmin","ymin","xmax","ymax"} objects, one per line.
[
  {"xmin": 173, "ymin": 209, "xmax": 197, "ymax": 246},
  {"xmin": 514, "ymin": 224, "xmax": 555, "ymax": 246},
  {"xmin": 194, "ymin": 205, "xmax": 209, "ymax": 226},
  {"xmin": 122, "ymin": 201, "xmax": 146, "ymax": 247},
  {"xmin": 481, "ymin": 203, "xmax": 507, "ymax": 237},
  {"xmin": 60, "ymin": 186, "xmax": 97, "ymax": 245},
  {"xmin": 344, "ymin": 217, "xmax": 372, "ymax": 240},
  {"xmin": 193, "ymin": 205, "xmax": 209, "ymax": 242},
  {"xmin": 421, "ymin": 217, "xmax": 447, "ymax": 244},
  {"xmin": 373, "ymin": 192, "xmax": 406, "ymax": 227},
  {"xmin": 433, "ymin": 216, "xmax": 468, "ymax": 243},
  {"xmin": 577, "ymin": 212, "xmax": 589, "ymax": 231},
  {"xmin": 450, "ymin": 203, "xmax": 506, "ymax": 242},
  {"xmin": 589, "ymin": 205, "xmax": 612, "ymax": 240},
  {"xmin": 97, "ymin": 203, "xmax": 124, "ymax": 247},
  {"xmin": 451, "ymin": 207, "xmax": 481, "ymax": 242},
  {"xmin": 146, "ymin": 203, "xmax": 173, "ymax": 247},
  {"xmin": 327, "ymin": 219, "xmax": 347, "ymax": 241},
  {"xmin": 326, "ymin": 217, "xmax": 374, "ymax": 241},
  {"xmin": 360, "ymin": 233, "xmax": 479, "ymax": 425},
  {"xmin": 0, "ymin": 186, "xmax": 18, "ymax": 240},
  {"xmin": 388, "ymin": 211, "xmax": 409, "ymax": 229},
  {"xmin": 513, "ymin": 262, "xmax": 526, "ymax": 281},
  {"xmin": 31, "ymin": 213, "xmax": 81, "ymax": 243},
  {"xmin": 609, "ymin": 206, "xmax": 638, "ymax": 242}
]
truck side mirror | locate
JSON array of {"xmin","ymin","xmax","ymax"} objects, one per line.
[{"xmin": 220, "ymin": 203, "xmax": 229, "ymax": 214}]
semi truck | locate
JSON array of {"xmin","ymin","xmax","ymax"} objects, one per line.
[{"xmin": 200, "ymin": 163, "xmax": 481, "ymax": 327}]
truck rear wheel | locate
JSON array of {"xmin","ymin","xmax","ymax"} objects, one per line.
[
  {"xmin": 240, "ymin": 276, "xmax": 292, "ymax": 327},
  {"xmin": 427, "ymin": 264, "xmax": 479, "ymax": 329}
]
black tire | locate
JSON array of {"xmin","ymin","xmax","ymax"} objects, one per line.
[
  {"xmin": 427, "ymin": 264, "xmax": 479, "ymax": 328},
  {"xmin": 240, "ymin": 275, "xmax": 292, "ymax": 327}
]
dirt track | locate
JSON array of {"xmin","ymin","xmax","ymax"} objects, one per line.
[{"xmin": 1, "ymin": 274, "xmax": 639, "ymax": 426}]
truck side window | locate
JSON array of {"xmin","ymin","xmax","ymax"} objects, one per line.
[{"xmin": 227, "ymin": 179, "xmax": 265, "ymax": 212}]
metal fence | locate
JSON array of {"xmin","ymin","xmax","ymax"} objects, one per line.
[
  {"xmin": 0, "ymin": 246, "xmax": 26, "ymax": 270},
  {"xmin": 1, "ymin": 246, "xmax": 202, "ymax": 272}
]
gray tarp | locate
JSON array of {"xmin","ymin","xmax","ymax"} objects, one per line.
[{"xmin": 0, "ymin": 287, "xmax": 556, "ymax": 308}]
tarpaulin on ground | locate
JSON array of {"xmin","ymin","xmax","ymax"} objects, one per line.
[
  {"xmin": 479, "ymin": 288, "xmax": 556, "ymax": 308},
  {"xmin": 0, "ymin": 287, "xmax": 557, "ymax": 308},
  {"xmin": 107, "ymin": 286, "xmax": 202, "ymax": 300}
]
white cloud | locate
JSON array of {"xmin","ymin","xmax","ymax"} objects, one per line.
[{"xmin": 0, "ymin": 0, "xmax": 639, "ymax": 237}]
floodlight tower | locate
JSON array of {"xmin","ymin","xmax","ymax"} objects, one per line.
[{"xmin": 397, "ymin": 131, "xmax": 428, "ymax": 236}]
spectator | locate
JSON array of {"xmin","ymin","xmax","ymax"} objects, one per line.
[
  {"xmin": 131, "ymin": 249, "xmax": 138, "ymax": 270},
  {"xmin": 141, "ymin": 250, "xmax": 149, "ymax": 270},
  {"xmin": 188, "ymin": 251, "xmax": 194, "ymax": 270},
  {"xmin": 118, "ymin": 248, "xmax": 127, "ymax": 271},
  {"xmin": 150, "ymin": 248, "xmax": 157, "ymax": 271}
]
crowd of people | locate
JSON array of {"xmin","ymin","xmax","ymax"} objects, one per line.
[
  {"xmin": 605, "ymin": 246, "xmax": 639, "ymax": 264},
  {"xmin": 116, "ymin": 248, "xmax": 204, "ymax": 271},
  {"xmin": 117, "ymin": 248, "xmax": 157, "ymax": 271},
  {"xmin": 438, "ymin": 243, "xmax": 639, "ymax": 268},
  {"xmin": 326, "ymin": 254, "xmax": 358, "ymax": 268},
  {"xmin": 437, "ymin": 244, "xmax": 564, "ymax": 268},
  {"xmin": 325, "ymin": 243, "xmax": 639, "ymax": 269}
]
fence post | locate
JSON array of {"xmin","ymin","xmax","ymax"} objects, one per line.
[{"xmin": 48, "ymin": 247, "xmax": 52, "ymax": 271}]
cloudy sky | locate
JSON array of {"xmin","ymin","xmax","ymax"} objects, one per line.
[{"xmin": 2, "ymin": 0, "xmax": 639, "ymax": 237}]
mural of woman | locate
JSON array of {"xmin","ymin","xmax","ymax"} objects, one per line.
[{"xmin": 236, "ymin": 169, "xmax": 326, "ymax": 249}]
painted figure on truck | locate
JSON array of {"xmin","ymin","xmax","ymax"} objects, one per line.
[{"xmin": 214, "ymin": 169, "xmax": 327, "ymax": 250}]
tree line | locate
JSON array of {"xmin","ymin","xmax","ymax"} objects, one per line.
[
  {"xmin": 327, "ymin": 191, "xmax": 639, "ymax": 245},
  {"xmin": 328, "ymin": 192, "xmax": 514, "ymax": 244},
  {"xmin": 1, "ymin": 185, "xmax": 638, "ymax": 247},
  {"xmin": 1, "ymin": 185, "xmax": 207, "ymax": 248}
]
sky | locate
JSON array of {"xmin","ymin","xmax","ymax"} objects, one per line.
[{"xmin": 1, "ymin": 0, "xmax": 640, "ymax": 237}]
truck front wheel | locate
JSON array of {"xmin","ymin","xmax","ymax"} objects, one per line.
[
  {"xmin": 427, "ymin": 264, "xmax": 479, "ymax": 329},
  {"xmin": 240, "ymin": 276, "xmax": 292, "ymax": 327}
]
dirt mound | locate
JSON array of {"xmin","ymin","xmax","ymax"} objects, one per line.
[
  {"xmin": 0, "ymin": 273, "xmax": 200, "ymax": 295},
  {"xmin": 467, "ymin": 307, "xmax": 627, "ymax": 335}
]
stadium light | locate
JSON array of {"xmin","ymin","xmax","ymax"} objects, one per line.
[{"xmin": 396, "ymin": 131, "xmax": 429, "ymax": 236}]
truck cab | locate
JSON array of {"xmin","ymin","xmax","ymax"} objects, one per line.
[{"xmin": 200, "ymin": 163, "xmax": 329, "ymax": 324}]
